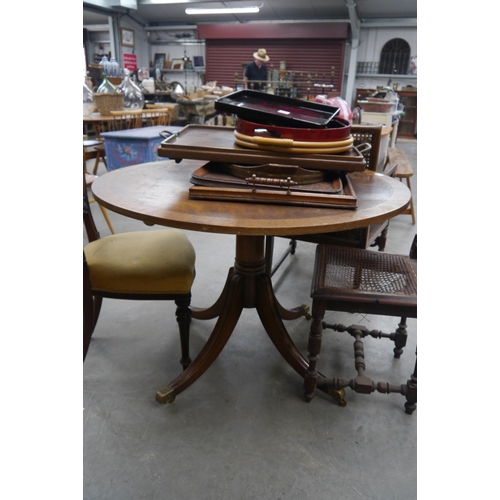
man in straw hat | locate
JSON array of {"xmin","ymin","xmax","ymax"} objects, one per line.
[{"xmin": 244, "ymin": 48, "xmax": 270, "ymax": 91}]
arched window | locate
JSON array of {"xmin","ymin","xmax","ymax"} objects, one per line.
[{"xmin": 379, "ymin": 38, "xmax": 411, "ymax": 75}]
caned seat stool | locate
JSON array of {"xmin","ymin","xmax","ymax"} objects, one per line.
[{"xmin": 304, "ymin": 244, "xmax": 417, "ymax": 414}]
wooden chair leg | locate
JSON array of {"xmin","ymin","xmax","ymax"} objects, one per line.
[
  {"xmin": 303, "ymin": 300, "xmax": 326, "ymax": 402},
  {"xmin": 92, "ymin": 147, "xmax": 107, "ymax": 175},
  {"xmin": 83, "ymin": 261, "xmax": 94, "ymax": 361},
  {"xmin": 406, "ymin": 178, "xmax": 416, "ymax": 224},
  {"xmin": 404, "ymin": 351, "xmax": 417, "ymax": 414},
  {"xmin": 373, "ymin": 224, "xmax": 389, "ymax": 251},
  {"xmin": 392, "ymin": 317, "xmax": 408, "ymax": 358},
  {"xmin": 97, "ymin": 203, "xmax": 115, "ymax": 234},
  {"xmin": 92, "ymin": 152, "xmax": 101, "ymax": 175},
  {"xmin": 175, "ymin": 297, "xmax": 192, "ymax": 370},
  {"xmin": 92, "ymin": 296, "xmax": 103, "ymax": 332}
]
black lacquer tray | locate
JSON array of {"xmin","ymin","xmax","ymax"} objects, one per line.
[{"xmin": 214, "ymin": 90, "xmax": 340, "ymax": 128}]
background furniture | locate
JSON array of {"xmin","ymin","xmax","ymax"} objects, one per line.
[
  {"xmin": 304, "ymin": 240, "xmax": 417, "ymax": 413},
  {"xmin": 85, "ymin": 172, "xmax": 115, "ymax": 235},
  {"xmin": 83, "ymin": 179, "xmax": 197, "ymax": 365},
  {"xmin": 110, "ymin": 108, "xmax": 173, "ymax": 129},
  {"xmin": 83, "ymin": 136, "xmax": 114, "ymax": 234},
  {"xmin": 141, "ymin": 108, "xmax": 172, "ymax": 127},
  {"xmin": 91, "ymin": 159, "xmax": 411, "ymax": 403},
  {"xmin": 83, "ymin": 113, "xmax": 115, "ymax": 140},
  {"xmin": 388, "ymin": 146, "xmax": 416, "ymax": 224},
  {"xmin": 83, "ymin": 137, "xmax": 106, "ymax": 175},
  {"xmin": 100, "ymin": 125, "xmax": 182, "ymax": 171},
  {"xmin": 109, "ymin": 110, "xmax": 143, "ymax": 130},
  {"xmin": 145, "ymin": 103, "xmax": 179, "ymax": 123},
  {"xmin": 355, "ymin": 87, "xmax": 417, "ymax": 138}
]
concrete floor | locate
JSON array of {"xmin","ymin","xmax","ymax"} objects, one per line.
[{"xmin": 83, "ymin": 138, "xmax": 417, "ymax": 500}]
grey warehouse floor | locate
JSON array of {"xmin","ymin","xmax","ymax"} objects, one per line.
[{"xmin": 83, "ymin": 138, "xmax": 418, "ymax": 499}]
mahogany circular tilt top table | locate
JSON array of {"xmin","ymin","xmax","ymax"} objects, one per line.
[{"xmin": 91, "ymin": 158, "xmax": 411, "ymax": 404}]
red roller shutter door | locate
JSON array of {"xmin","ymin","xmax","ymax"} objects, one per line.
[{"xmin": 205, "ymin": 38, "xmax": 346, "ymax": 95}]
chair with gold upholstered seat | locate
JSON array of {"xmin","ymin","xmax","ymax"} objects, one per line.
[{"xmin": 83, "ymin": 176, "xmax": 197, "ymax": 367}]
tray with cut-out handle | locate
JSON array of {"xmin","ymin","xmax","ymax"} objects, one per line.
[
  {"xmin": 188, "ymin": 161, "xmax": 358, "ymax": 209},
  {"xmin": 158, "ymin": 125, "xmax": 366, "ymax": 172}
]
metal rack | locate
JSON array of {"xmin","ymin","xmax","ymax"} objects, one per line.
[{"xmin": 233, "ymin": 66, "xmax": 337, "ymax": 100}]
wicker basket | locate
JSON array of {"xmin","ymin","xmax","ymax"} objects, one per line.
[{"xmin": 93, "ymin": 93, "xmax": 124, "ymax": 115}]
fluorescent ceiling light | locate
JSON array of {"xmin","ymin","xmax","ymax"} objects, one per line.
[
  {"xmin": 148, "ymin": 1, "xmax": 190, "ymax": 4},
  {"xmin": 186, "ymin": 6, "xmax": 260, "ymax": 15}
]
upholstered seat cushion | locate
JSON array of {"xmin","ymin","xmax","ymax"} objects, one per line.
[{"xmin": 84, "ymin": 229, "xmax": 196, "ymax": 295}]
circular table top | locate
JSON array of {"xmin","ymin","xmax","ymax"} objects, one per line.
[{"xmin": 92, "ymin": 159, "xmax": 411, "ymax": 237}]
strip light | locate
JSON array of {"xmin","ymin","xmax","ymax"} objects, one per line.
[{"xmin": 186, "ymin": 6, "xmax": 260, "ymax": 15}]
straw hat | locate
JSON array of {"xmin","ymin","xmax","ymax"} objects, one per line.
[{"xmin": 253, "ymin": 48, "xmax": 270, "ymax": 62}]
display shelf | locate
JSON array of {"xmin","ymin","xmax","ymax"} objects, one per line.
[
  {"xmin": 149, "ymin": 68, "xmax": 205, "ymax": 73},
  {"xmin": 397, "ymin": 91, "xmax": 417, "ymax": 137},
  {"xmin": 354, "ymin": 74, "xmax": 416, "ymax": 79},
  {"xmin": 355, "ymin": 88, "xmax": 416, "ymax": 138}
]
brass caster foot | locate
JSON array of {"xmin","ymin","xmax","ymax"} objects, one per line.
[
  {"xmin": 404, "ymin": 402, "xmax": 416, "ymax": 415},
  {"xmin": 304, "ymin": 392, "xmax": 315, "ymax": 403},
  {"xmin": 156, "ymin": 385, "xmax": 176, "ymax": 404},
  {"xmin": 300, "ymin": 304, "xmax": 311, "ymax": 321},
  {"xmin": 327, "ymin": 387, "xmax": 347, "ymax": 407}
]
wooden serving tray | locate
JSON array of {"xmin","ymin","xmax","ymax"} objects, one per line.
[
  {"xmin": 189, "ymin": 162, "xmax": 358, "ymax": 209},
  {"xmin": 158, "ymin": 125, "xmax": 366, "ymax": 172}
]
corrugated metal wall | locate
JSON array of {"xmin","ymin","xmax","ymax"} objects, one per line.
[{"xmin": 205, "ymin": 38, "xmax": 346, "ymax": 95}]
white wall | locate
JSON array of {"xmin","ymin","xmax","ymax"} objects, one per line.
[
  {"xmin": 343, "ymin": 25, "xmax": 417, "ymax": 105},
  {"xmin": 147, "ymin": 39, "xmax": 206, "ymax": 92},
  {"xmin": 356, "ymin": 27, "xmax": 416, "ymax": 63},
  {"xmin": 86, "ymin": 21, "xmax": 417, "ymax": 96}
]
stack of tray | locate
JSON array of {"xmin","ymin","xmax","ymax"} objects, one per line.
[
  {"xmin": 159, "ymin": 91, "xmax": 368, "ymax": 208},
  {"xmin": 158, "ymin": 123, "xmax": 368, "ymax": 208}
]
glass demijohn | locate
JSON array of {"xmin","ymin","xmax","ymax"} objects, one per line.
[
  {"xmin": 83, "ymin": 78, "xmax": 94, "ymax": 116},
  {"xmin": 96, "ymin": 73, "xmax": 116, "ymax": 93},
  {"xmin": 117, "ymin": 69, "xmax": 145, "ymax": 109}
]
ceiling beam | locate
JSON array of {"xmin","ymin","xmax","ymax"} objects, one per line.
[
  {"xmin": 360, "ymin": 19, "xmax": 417, "ymax": 28},
  {"xmin": 138, "ymin": 0, "xmax": 231, "ymax": 4},
  {"xmin": 345, "ymin": 0, "xmax": 360, "ymax": 42}
]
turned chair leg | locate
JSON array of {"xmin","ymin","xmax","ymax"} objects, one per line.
[
  {"xmin": 175, "ymin": 298, "xmax": 192, "ymax": 370},
  {"xmin": 97, "ymin": 204, "xmax": 115, "ymax": 234},
  {"xmin": 376, "ymin": 224, "xmax": 389, "ymax": 251},
  {"xmin": 404, "ymin": 350, "xmax": 417, "ymax": 414},
  {"xmin": 392, "ymin": 317, "xmax": 408, "ymax": 358},
  {"xmin": 303, "ymin": 301, "xmax": 325, "ymax": 402},
  {"xmin": 405, "ymin": 178, "xmax": 416, "ymax": 225}
]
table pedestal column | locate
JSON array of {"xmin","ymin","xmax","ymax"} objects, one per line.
[{"xmin": 156, "ymin": 235, "xmax": 310, "ymax": 403}]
